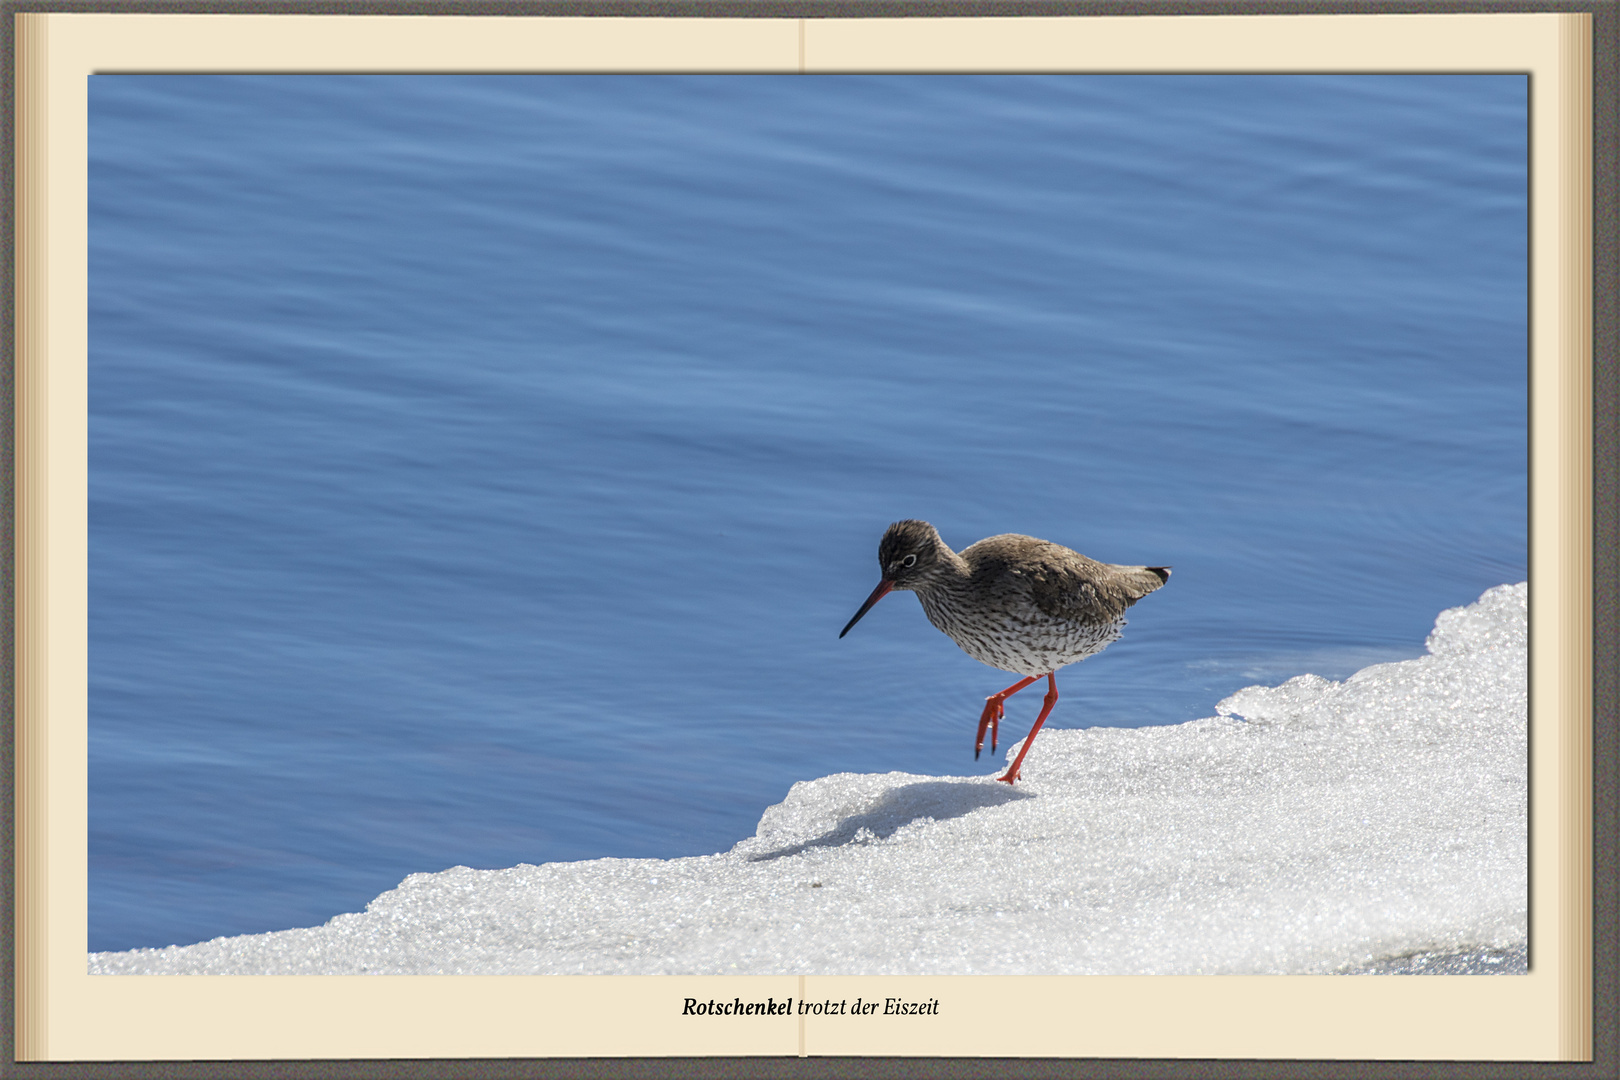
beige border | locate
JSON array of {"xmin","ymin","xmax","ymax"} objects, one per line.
[
  {"xmin": 14, "ymin": 11, "xmax": 1593, "ymax": 1062},
  {"xmin": 1553, "ymin": 11, "xmax": 1595, "ymax": 1063}
]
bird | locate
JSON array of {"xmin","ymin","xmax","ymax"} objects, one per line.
[{"xmin": 839, "ymin": 519, "xmax": 1169, "ymax": 784}]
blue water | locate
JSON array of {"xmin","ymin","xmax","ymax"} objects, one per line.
[{"xmin": 89, "ymin": 74, "xmax": 1527, "ymax": 953}]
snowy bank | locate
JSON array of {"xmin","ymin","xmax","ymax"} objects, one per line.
[{"xmin": 91, "ymin": 584, "xmax": 1527, "ymax": 976}]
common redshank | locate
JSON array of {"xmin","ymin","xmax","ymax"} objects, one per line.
[{"xmin": 839, "ymin": 519, "xmax": 1169, "ymax": 784}]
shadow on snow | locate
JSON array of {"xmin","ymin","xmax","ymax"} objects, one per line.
[{"xmin": 745, "ymin": 780, "xmax": 1035, "ymax": 862}]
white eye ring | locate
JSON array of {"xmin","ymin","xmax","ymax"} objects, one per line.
[{"xmin": 901, "ymin": 554, "xmax": 917, "ymax": 567}]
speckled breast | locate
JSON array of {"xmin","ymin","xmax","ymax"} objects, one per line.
[{"xmin": 915, "ymin": 588, "xmax": 1124, "ymax": 677}]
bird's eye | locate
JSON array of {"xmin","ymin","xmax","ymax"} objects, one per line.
[{"xmin": 901, "ymin": 554, "xmax": 917, "ymax": 568}]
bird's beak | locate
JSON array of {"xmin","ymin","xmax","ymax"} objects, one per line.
[{"xmin": 839, "ymin": 579, "xmax": 895, "ymax": 638}]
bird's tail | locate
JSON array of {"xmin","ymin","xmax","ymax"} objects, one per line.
[{"xmin": 1122, "ymin": 565, "xmax": 1171, "ymax": 598}]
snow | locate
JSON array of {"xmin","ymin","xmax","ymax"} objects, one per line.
[{"xmin": 90, "ymin": 583, "xmax": 1527, "ymax": 976}]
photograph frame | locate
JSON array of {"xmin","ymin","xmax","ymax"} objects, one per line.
[{"xmin": 8, "ymin": 3, "xmax": 1613, "ymax": 1071}]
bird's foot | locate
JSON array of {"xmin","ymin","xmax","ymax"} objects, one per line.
[
  {"xmin": 995, "ymin": 767, "xmax": 1019, "ymax": 785},
  {"xmin": 975, "ymin": 675, "xmax": 1041, "ymax": 761},
  {"xmin": 974, "ymin": 698, "xmax": 1004, "ymax": 759}
]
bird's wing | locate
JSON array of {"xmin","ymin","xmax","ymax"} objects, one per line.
[
  {"xmin": 962, "ymin": 535, "xmax": 1169, "ymax": 623},
  {"xmin": 1022, "ymin": 547, "xmax": 1168, "ymax": 624}
]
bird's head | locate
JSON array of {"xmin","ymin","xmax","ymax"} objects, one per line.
[
  {"xmin": 839, "ymin": 519, "xmax": 949, "ymax": 639},
  {"xmin": 875, "ymin": 519, "xmax": 947, "ymax": 590}
]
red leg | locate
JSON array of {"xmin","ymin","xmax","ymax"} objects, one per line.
[
  {"xmin": 998, "ymin": 672, "xmax": 1058, "ymax": 784},
  {"xmin": 976, "ymin": 675, "xmax": 1040, "ymax": 759}
]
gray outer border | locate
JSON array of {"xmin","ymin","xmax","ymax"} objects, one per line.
[{"xmin": 1, "ymin": 1, "xmax": 1612, "ymax": 1077}]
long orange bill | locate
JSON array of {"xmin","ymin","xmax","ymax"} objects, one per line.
[{"xmin": 839, "ymin": 580, "xmax": 894, "ymax": 638}]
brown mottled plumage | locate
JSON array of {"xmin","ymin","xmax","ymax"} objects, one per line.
[{"xmin": 840, "ymin": 519, "xmax": 1169, "ymax": 783}]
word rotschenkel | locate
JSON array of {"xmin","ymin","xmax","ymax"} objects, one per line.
[{"xmin": 682, "ymin": 997, "xmax": 794, "ymax": 1016}]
